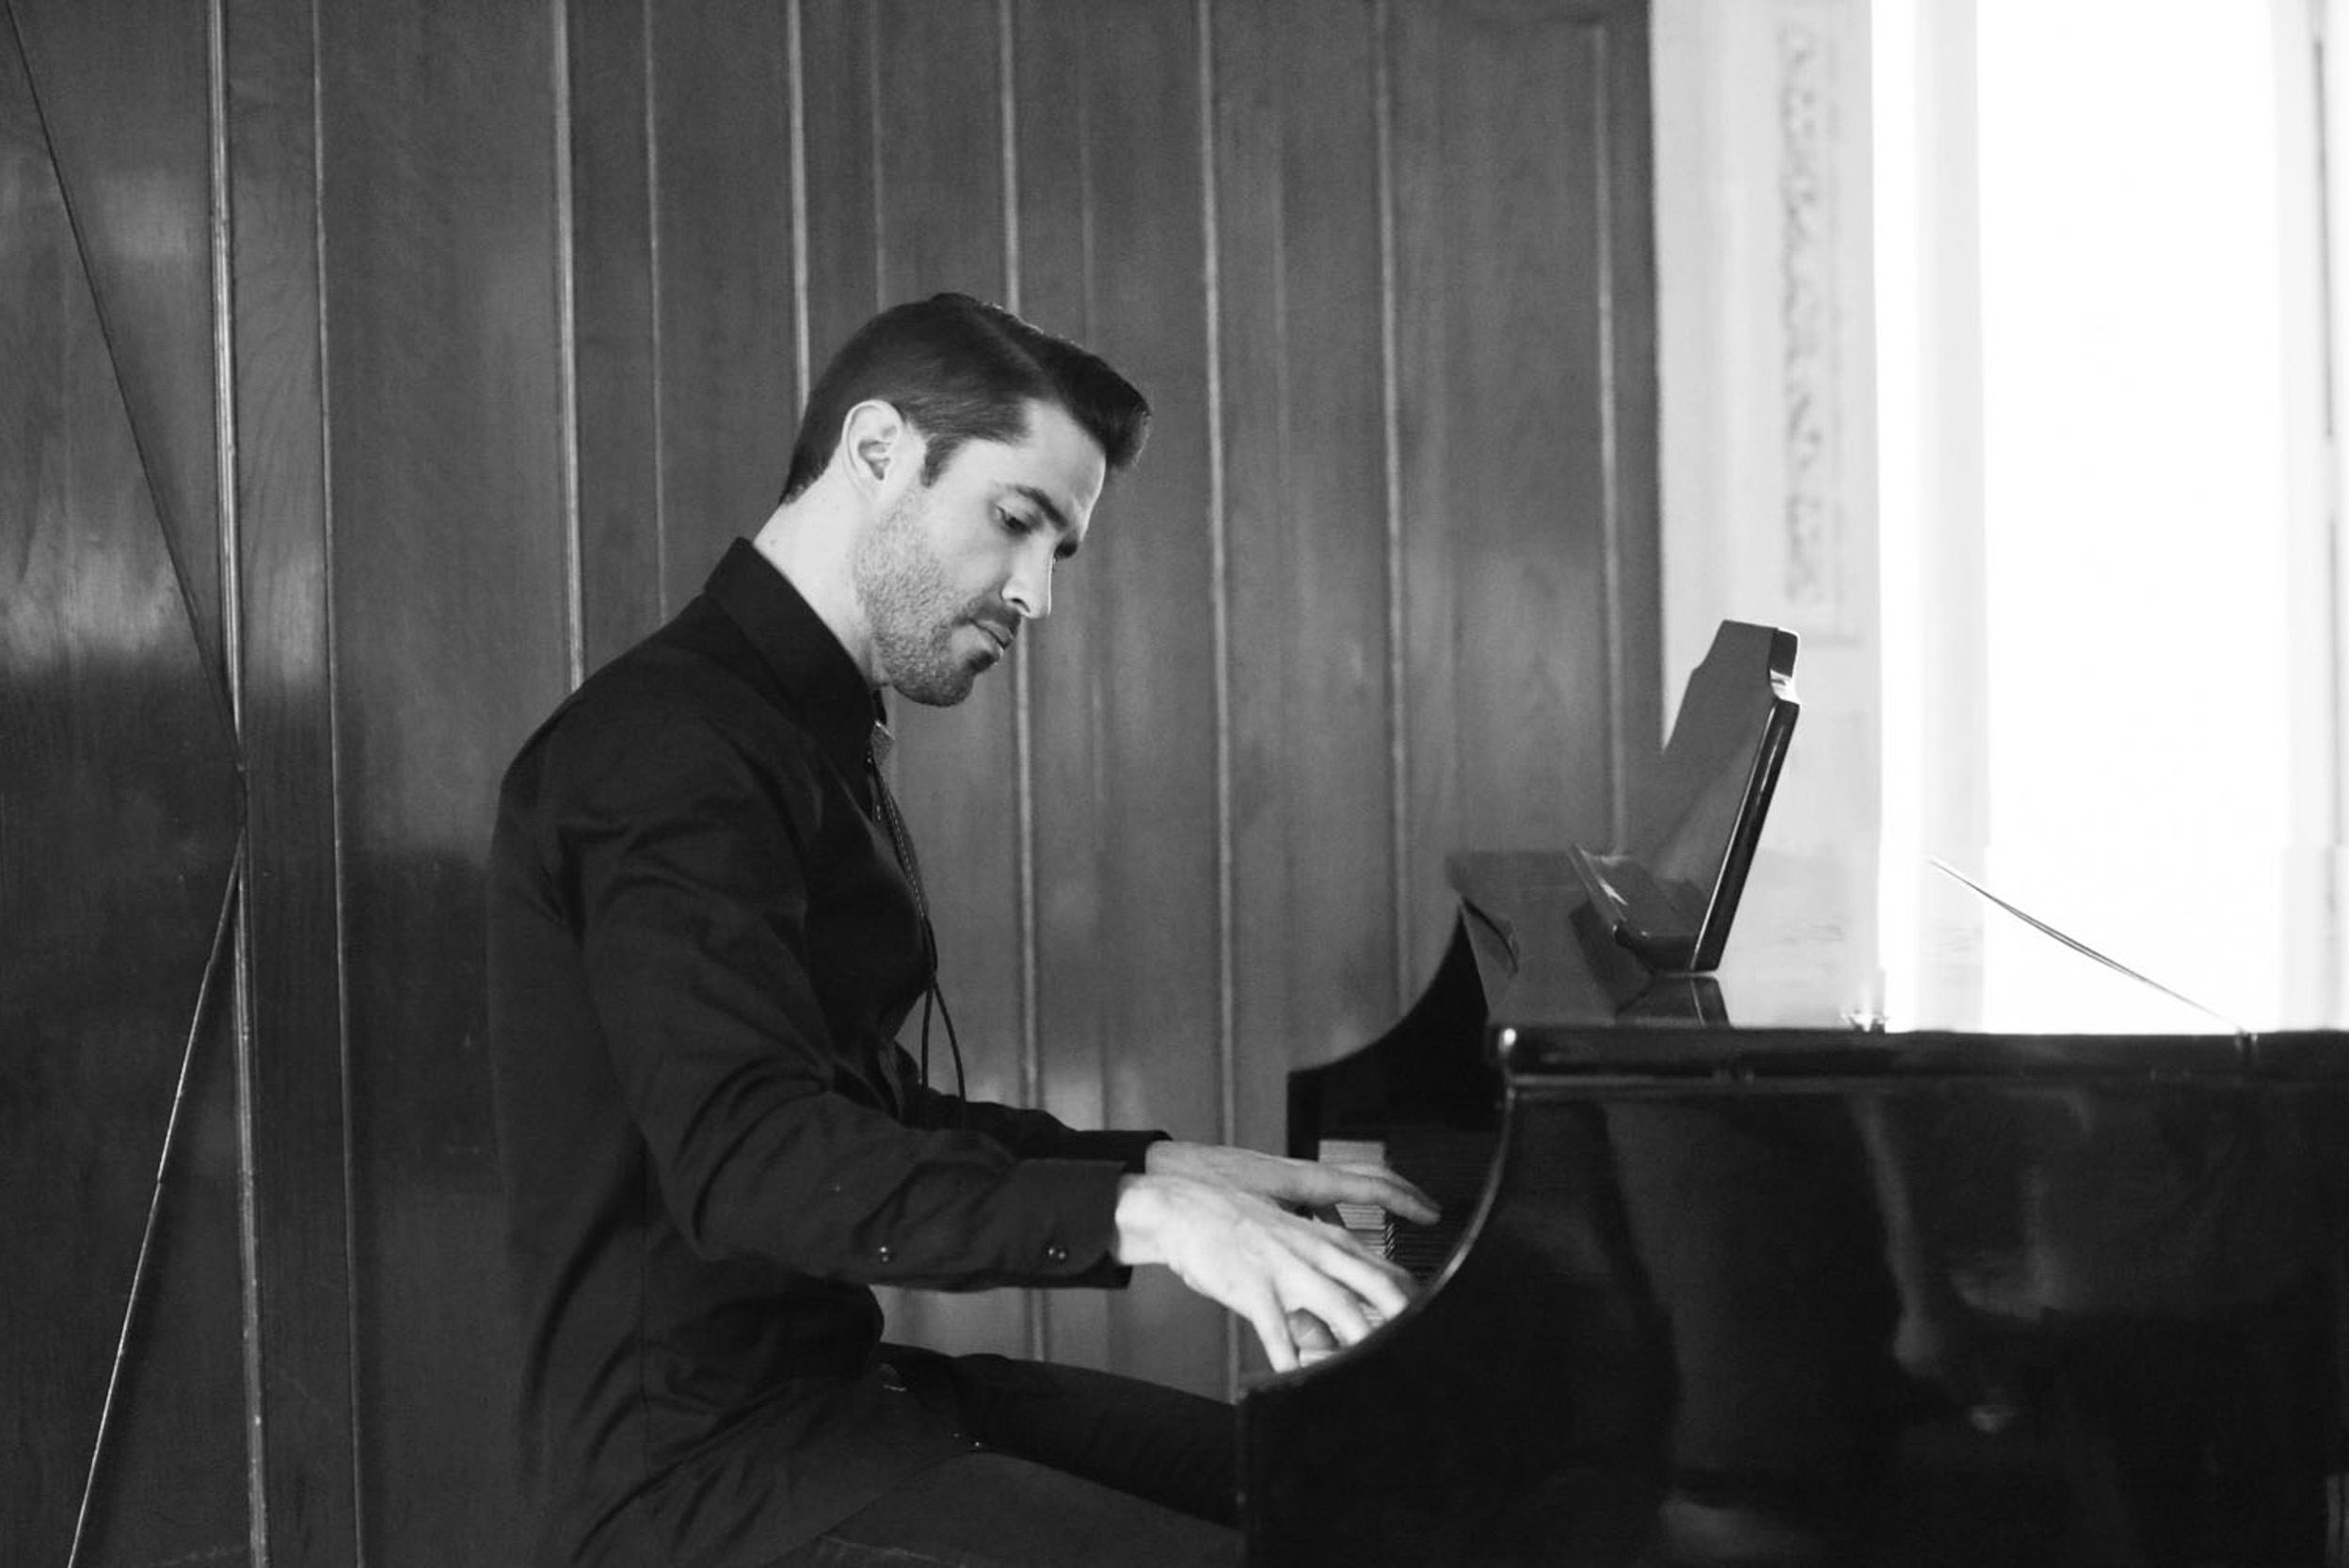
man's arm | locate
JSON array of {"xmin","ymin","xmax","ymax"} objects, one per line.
[
  {"xmin": 556, "ymin": 715, "xmax": 1130, "ymax": 1288},
  {"xmin": 889, "ymin": 1054, "xmax": 1168, "ymax": 1167}
]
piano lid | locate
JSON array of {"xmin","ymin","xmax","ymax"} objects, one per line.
[{"xmin": 1453, "ymin": 842, "xmax": 2349, "ymax": 1079}]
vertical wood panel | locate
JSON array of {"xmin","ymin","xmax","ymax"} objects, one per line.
[
  {"xmin": 795, "ymin": 0, "xmax": 878, "ymax": 363},
  {"xmin": 567, "ymin": 0, "xmax": 660, "ymax": 669},
  {"xmin": 647, "ymin": 0, "xmax": 796, "ymax": 607},
  {"xmin": 1016, "ymin": 0, "xmax": 1229, "ymax": 1396},
  {"xmin": 1393, "ymin": 0, "xmax": 1661, "ymax": 979},
  {"xmin": 1214, "ymin": 0, "xmax": 1400, "ymax": 1173},
  {"xmin": 316, "ymin": 1, "xmax": 567, "ymax": 1560},
  {"xmin": 223, "ymin": 0, "xmax": 360, "ymax": 1554}
]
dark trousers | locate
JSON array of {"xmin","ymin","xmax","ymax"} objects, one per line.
[{"xmin": 770, "ymin": 1348, "xmax": 1242, "ymax": 1568}]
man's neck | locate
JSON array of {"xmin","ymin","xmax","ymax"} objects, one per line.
[{"xmin": 750, "ymin": 490, "xmax": 881, "ymax": 689}]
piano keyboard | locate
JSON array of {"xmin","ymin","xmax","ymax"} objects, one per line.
[{"xmin": 1315, "ymin": 1130, "xmax": 1496, "ymax": 1282}]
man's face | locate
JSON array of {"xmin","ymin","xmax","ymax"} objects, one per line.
[{"xmin": 852, "ymin": 399, "xmax": 1105, "ymax": 707}]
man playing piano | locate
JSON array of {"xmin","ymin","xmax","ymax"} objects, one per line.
[{"xmin": 487, "ymin": 293, "xmax": 1435, "ymax": 1568}]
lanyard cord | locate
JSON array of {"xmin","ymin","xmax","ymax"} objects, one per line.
[{"xmin": 869, "ymin": 734, "xmax": 969, "ymax": 1119}]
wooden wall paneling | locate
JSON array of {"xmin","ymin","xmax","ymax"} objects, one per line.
[
  {"xmin": 11, "ymin": 0, "xmax": 226, "ymax": 671},
  {"xmin": 1391, "ymin": 0, "xmax": 1662, "ymax": 980},
  {"xmin": 75, "ymin": 990, "xmax": 251, "ymax": 1568},
  {"xmin": 315, "ymin": 2, "xmax": 568, "ymax": 1560},
  {"xmin": 647, "ymin": 0, "xmax": 798, "ymax": 608},
  {"xmin": 24, "ymin": 11, "xmax": 250, "ymax": 1557},
  {"xmin": 567, "ymin": 0, "xmax": 661, "ymax": 671},
  {"xmin": 1211, "ymin": 0, "xmax": 1400, "ymax": 1175},
  {"xmin": 866, "ymin": 0, "xmax": 1030, "ymax": 1363},
  {"xmin": 1015, "ymin": 0, "xmax": 1227, "ymax": 1397},
  {"xmin": 0, "ymin": 8, "xmax": 246, "ymax": 1556},
  {"xmin": 794, "ymin": 0, "xmax": 879, "ymax": 365},
  {"xmin": 224, "ymin": 0, "xmax": 360, "ymax": 1554}
]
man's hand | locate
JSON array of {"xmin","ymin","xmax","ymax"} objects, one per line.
[
  {"xmin": 1113, "ymin": 1173, "xmax": 1416, "ymax": 1372},
  {"xmin": 1143, "ymin": 1140, "xmax": 1440, "ymax": 1226}
]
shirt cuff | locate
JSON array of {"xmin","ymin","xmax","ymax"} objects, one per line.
[{"xmin": 998, "ymin": 1157, "xmax": 1147, "ymax": 1288}]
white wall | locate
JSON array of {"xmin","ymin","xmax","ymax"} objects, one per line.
[{"xmin": 1653, "ymin": 0, "xmax": 1881, "ymax": 868}]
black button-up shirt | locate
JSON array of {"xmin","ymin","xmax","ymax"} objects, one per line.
[{"xmin": 488, "ymin": 540, "xmax": 1162, "ymax": 1568}]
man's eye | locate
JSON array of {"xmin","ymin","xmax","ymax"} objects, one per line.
[{"xmin": 998, "ymin": 508, "xmax": 1034, "ymax": 536}]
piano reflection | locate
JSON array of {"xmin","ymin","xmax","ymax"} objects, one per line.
[{"xmin": 1238, "ymin": 629, "xmax": 2349, "ymax": 1567}]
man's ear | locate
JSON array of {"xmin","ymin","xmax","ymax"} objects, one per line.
[{"xmin": 840, "ymin": 400, "xmax": 919, "ymax": 500}]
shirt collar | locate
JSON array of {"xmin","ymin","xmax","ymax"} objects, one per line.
[{"xmin": 702, "ymin": 538, "xmax": 887, "ymax": 777}]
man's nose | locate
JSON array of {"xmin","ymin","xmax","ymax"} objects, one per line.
[{"xmin": 1003, "ymin": 550, "xmax": 1053, "ymax": 621}]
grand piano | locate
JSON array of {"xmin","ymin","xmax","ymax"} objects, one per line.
[{"xmin": 1238, "ymin": 635, "xmax": 2349, "ymax": 1567}]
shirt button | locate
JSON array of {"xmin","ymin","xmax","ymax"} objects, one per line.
[
  {"xmin": 1044, "ymin": 1243, "xmax": 1069, "ymax": 1265},
  {"xmin": 875, "ymin": 1244, "xmax": 892, "ymax": 1264}
]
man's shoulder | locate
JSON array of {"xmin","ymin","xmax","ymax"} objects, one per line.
[{"xmin": 502, "ymin": 616, "xmax": 823, "ymax": 812}]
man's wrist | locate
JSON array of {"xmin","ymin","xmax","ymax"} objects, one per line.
[{"xmin": 1112, "ymin": 1173, "xmax": 1167, "ymax": 1267}]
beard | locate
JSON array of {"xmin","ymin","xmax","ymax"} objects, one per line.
[{"xmin": 851, "ymin": 490, "xmax": 998, "ymax": 707}]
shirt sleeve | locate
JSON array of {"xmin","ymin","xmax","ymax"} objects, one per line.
[
  {"xmin": 893, "ymin": 1063, "xmax": 1168, "ymax": 1169},
  {"xmin": 560, "ymin": 713, "xmax": 1135, "ymax": 1290}
]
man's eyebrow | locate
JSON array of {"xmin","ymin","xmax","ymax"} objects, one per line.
[{"xmin": 1008, "ymin": 484, "xmax": 1078, "ymax": 545}]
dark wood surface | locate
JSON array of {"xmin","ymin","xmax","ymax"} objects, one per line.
[
  {"xmin": 647, "ymin": 0, "xmax": 799, "ymax": 608},
  {"xmin": 1393, "ymin": 0, "xmax": 1664, "ymax": 966},
  {"xmin": 220, "ymin": 0, "xmax": 386, "ymax": 1558},
  {"xmin": 1216, "ymin": 0, "xmax": 1406, "ymax": 1169},
  {"xmin": 12, "ymin": 0, "xmax": 225, "ymax": 667},
  {"xmin": 0, "ymin": 7, "xmax": 247, "ymax": 1561},
  {"xmin": 567, "ymin": 0, "xmax": 662, "ymax": 670},
  {"xmin": 221, "ymin": 0, "xmax": 365, "ymax": 1557},
  {"xmin": 313, "ymin": 0, "xmax": 569, "ymax": 1559}
]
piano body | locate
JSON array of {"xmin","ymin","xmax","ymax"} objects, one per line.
[{"xmin": 1241, "ymin": 846, "xmax": 2349, "ymax": 1567}]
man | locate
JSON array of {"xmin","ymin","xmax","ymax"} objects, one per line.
[{"xmin": 488, "ymin": 294, "xmax": 1435, "ymax": 1568}]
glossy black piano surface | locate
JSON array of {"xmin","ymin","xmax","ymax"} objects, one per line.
[{"xmin": 1244, "ymin": 845, "xmax": 2349, "ymax": 1567}]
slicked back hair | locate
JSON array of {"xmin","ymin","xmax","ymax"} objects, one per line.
[{"xmin": 780, "ymin": 293, "xmax": 1150, "ymax": 503}]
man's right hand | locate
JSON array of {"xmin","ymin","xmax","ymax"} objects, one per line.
[{"xmin": 1112, "ymin": 1172, "xmax": 1417, "ymax": 1373}]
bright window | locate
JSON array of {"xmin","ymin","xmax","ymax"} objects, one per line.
[{"xmin": 1874, "ymin": 0, "xmax": 2339, "ymax": 1023}]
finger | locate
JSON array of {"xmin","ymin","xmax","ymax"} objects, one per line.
[
  {"xmin": 1241, "ymin": 1288, "xmax": 1300, "ymax": 1374},
  {"xmin": 1286, "ymin": 1308, "xmax": 1339, "ymax": 1353},
  {"xmin": 1299, "ymin": 1232, "xmax": 1417, "ymax": 1322},
  {"xmin": 1322, "ymin": 1164, "xmax": 1441, "ymax": 1224},
  {"xmin": 1275, "ymin": 1261, "xmax": 1382, "ymax": 1346}
]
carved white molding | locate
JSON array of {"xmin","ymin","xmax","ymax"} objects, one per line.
[{"xmin": 1777, "ymin": 17, "xmax": 1846, "ymax": 629}]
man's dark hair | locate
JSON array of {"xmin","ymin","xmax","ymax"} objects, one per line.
[{"xmin": 780, "ymin": 293, "xmax": 1150, "ymax": 502}]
